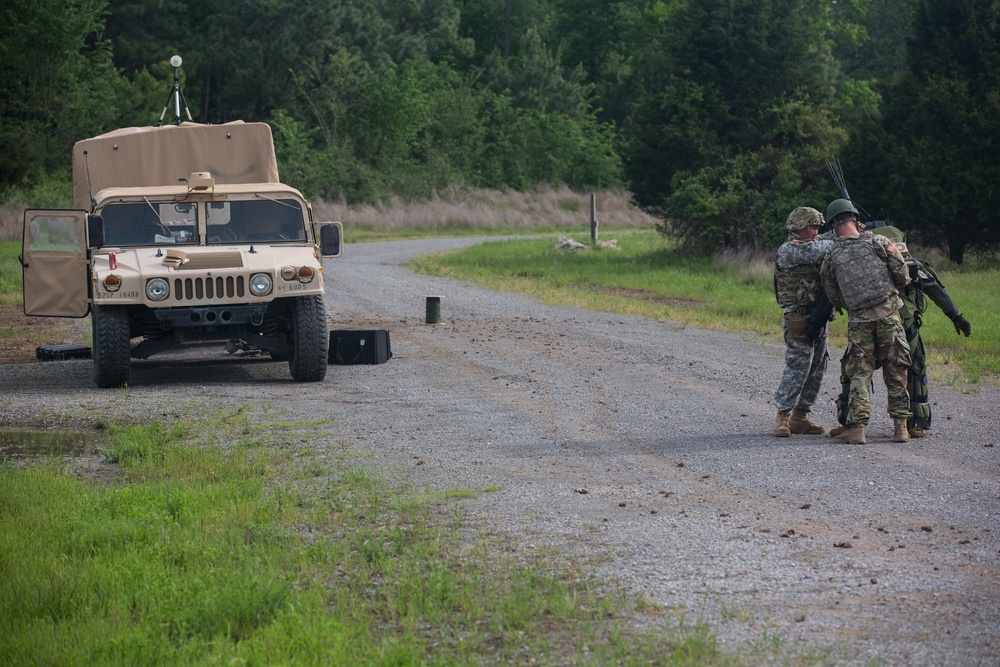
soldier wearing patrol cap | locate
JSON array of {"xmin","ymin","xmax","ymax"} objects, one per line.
[
  {"xmin": 830, "ymin": 224, "xmax": 971, "ymax": 438},
  {"xmin": 819, "ymin": 199, "xmax": 912, "ymax": 445},
  {"xmin": 771, "ymin": 206, "xmax": 836, "ymax": 437}
]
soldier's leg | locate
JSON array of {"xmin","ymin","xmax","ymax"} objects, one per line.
[
  {"xmin": 774, "ymin": 318, "xmax": 814, "ymax": 412},
  {"xmin": 878, "ymin": 315, "xmax": 912, "ymax": 421},
  {"xmin": 908, "ymin": 331, "xmax": 931, "ymax": 431},
  {"xmin": 835, "ymin": 351, "xmax": 850, "ymax": 428},
  {"xmin": 843, "ymin": 322, "xmax": 876, "ymax": 426},
  {"xmin": 793, "ymin": 330, "xmax": 829, "ymax": 412}
]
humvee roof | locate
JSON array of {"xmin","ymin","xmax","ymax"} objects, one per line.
[{"xmin": 73, "ymin": 121, "xmax": 280, "ymax": 210}]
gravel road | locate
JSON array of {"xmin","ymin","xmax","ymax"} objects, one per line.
[{"xmin": 2, "ymin": 237, "xmax": 998, "ymax": 665}]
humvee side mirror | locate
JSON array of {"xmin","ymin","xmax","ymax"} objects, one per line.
[
  {"xmin": 316, "ymin": 222, "xmax": 343, "ymax": 258},
  {"xmin": 87, "ymin": 215, "xmax": 105, "ymax": 248}
]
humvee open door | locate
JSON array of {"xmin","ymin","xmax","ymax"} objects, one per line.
[{"xmin": 21, "ymin": 210, "xmax": 93, "ymax": 318}]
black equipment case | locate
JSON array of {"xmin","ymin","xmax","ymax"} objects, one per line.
[{"xmin": 329, "ymin": 330, "xmax": 392, "ymax": 365}]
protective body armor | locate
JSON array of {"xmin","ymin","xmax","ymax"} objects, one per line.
[
  {"xmin": 773, "ymin": 263, "xmax": 822, "ymax": 309},
  {"xmin": 827, "ymin": 238, "xmax": 895, "ymax": 312}
]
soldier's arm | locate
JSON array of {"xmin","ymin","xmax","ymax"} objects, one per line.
[
  {"xmin": 915, "ymin": 259, "xmax": 970, "ymax": 335},
  {"xmin": 915, "ymin": 260, "xmax": 959, "ymax": 318},
  {"xmin": 874, "ymin": 236, "xmax": 910, "ymax": 288},
  {"xmin": 820, "ymin": 259, "xmax": 844, "ymax": 312},
  {"xmin": 775, "ymin": 239, "xmax": 833, "ymax": 270}
]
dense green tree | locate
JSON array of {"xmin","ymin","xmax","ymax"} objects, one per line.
[
  {"xmin": 106, "ymin": 0, "xmax": 470, "ymax": 124},
  {"xmin": 547, "ymin": 0, "xmax": 655, "ymax": 126},
  {"xmin": 458, "ymin": 0, "xmax": 553, "ymax": 62},
  {"xmin": 843, "ymin": 0, "xmax": 1000, "ymax": 262},
  {"xmin": 478, "ymin": 28, "xmax": 592, "ymax": 119},
  {"xmin": 0, "ymin": 0, "xmax": 123, "ymax": 191},
  {"xmin": 623, "ymin": 0, "xmax": 855, "ymax": 250}
]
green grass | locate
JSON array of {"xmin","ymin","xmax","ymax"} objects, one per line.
[
  {"xmin": 409, "ymin": 231, "xmax": 1000, "ymax": 386},
  {"xmin": 0, "ymin": 240, "xmax": 24, "ymax": 307},
  {"xmin": 0, "ymin": 415, "xmax": 755, "ymax": 666}
]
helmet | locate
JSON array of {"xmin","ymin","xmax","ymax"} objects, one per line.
[
  {"xmin": 825, "ymin": 198, "xmax": 858, "ymax": 226},
  {"xmin": 874, "ymin": 225, "xmax": 905, "ymax": 243},
  {"xmin": 785, "ymin": 206, "xmax": 823, "ymax": 231}
]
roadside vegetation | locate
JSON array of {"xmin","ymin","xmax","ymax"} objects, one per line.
[{"xmin": 2, "ymin": 412, "xmax": 760, "ymax": 666}]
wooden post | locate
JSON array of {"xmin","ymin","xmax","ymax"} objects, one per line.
[{"xmin": 590, "ymin": 193, "xmax": 598, "ymax": 244}]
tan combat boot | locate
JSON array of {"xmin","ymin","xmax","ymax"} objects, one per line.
[
  {"xmin": 893, "ymin": 418, "xmax": 910, "ymax": 443},
  {"xmin": 834, "ymin": 424, "xmax": 866, "ymax": 444},
  {"xmin": 908, "ymin": 426, "xmax": 926, "ymax": 438},
  {"xmin": 789, "ymin": 409, "xmax": 826, "ymax": 435},
  {"xmin": 829, "ymin": 424, "xmax": 848, "ymax": 437},
  {"xmin": 773, "ymin": 409, "xmax": 791, "ymax": 437}
]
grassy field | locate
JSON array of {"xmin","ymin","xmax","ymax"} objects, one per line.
[
  {"xmin": 1, "ymin": 413, "xmax": 755, "ymax": 666},
  {"xmin": 409, "ymin": 232, "xmax": 999, "ymax": 387}
]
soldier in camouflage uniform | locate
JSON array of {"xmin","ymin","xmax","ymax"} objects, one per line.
[
  {"xmin": 819, "ymin": 199, "xmax": 912, "ymax": 445},
  {"xmin": 772, "ymin": 206, "xmax": 836, "ymax": 437},
  {"xmin": 831, "ymin": 225, "xmax": 971, "ymax": 438}
]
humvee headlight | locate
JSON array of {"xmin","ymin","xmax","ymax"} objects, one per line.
[
  {"xmin": 297, "ymin": 266, "xmax": 315, "ymax": 283},
  {"xmin": 103, "ymin": 274, "xmax": 122, "ymax": 292},
  {"xmin": 146, "ymin": 278, "xmax": 169, "ymax": 301},
  {"xmin": 249, "ymin": 273, "xmax": 273, "ymax": 296}
]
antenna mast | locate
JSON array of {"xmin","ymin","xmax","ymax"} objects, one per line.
[
  {"xmin": 158, "ymin": 55, "xmax": 193, "ymax": 126},
  {"xmin": 825, "ymin": 157, "xmax": 850, "ymax": 201}
]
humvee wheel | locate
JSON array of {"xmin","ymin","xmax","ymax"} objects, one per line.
[
  {"xmin": 288, "ymin": 295, "xmax": 328, "ymax": 382},
  {"xmin": 92, "ymin": 305, "xmax": 131, "ymax": 388}
]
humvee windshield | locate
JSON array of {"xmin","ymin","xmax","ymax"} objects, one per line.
[
  {"xmin": 98, "ymin": 198, "xmax": 307, "ymax": 246},
  {"xmin": 100, "ymin": 201, "xmax": 199, "ymax": 246},
  {"xmin": 206, "ymin": 199, "xmax": 307, "ymax": 244}
]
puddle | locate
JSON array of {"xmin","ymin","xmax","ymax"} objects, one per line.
[{"xmin": 0, "ymin": 429, "xmax": 98, "ymax": 463}]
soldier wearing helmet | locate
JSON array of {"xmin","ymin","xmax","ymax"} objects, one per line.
[
  {"xmin": 771, "ymin": 206, "xmax": 836, "ymax": 437},
  {"xmin": 819, "ymin": 200, "xmax": 913, "ymax": 444},
  {"xmin": 830, "ymin": 224, "xmax": 971, "ymax": 439}
]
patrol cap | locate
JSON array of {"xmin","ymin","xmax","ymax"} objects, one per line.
[{"xmin": 785, "ymin": 206, "xmax": 823, "ymax": 231}]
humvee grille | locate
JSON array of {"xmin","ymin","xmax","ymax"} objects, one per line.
[{"xmin": 173, "ymin": 276, "xmax": 246, "ymax": 301}]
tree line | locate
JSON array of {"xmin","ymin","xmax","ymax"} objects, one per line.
[{"xmin": 1, "ymin": 0, "xmax": 997, "ymax": 261}]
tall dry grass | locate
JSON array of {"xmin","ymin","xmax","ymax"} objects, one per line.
[
  {"xmin": 0, "ymin": 196, "xmax": 27, "ymax": 242},
  {"xmin": 1, "ymin": 186, "xmax": 658, "ymax": 242},
  {"xmin": 312, "ymin": 186, "xmax": 659, "ymax": 232}
]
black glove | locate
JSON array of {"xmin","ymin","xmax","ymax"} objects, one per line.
[
  {"xmin": 805, "ymin": 321, "xmax": 825, "ymax": 341},
  {"xmin": 952, "ymin": 314, "xmax": 971, "ymax": 337}
]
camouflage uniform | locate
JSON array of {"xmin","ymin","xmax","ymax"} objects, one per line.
[
  {"xmin": 820, "ymin": 233, "xmax": 912, "ymax": 430},
  {"xmin": 773, "ymin": 232, "xmax": 835, "ymax": 413},
  {"xmin": 834, "ymin": 227, "xmax": 971, "ymax": 434}
]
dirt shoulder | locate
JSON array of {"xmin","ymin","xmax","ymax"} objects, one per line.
[{"xmin": 0, "ymin": 305, "xmax": 90, "ymax": 364}]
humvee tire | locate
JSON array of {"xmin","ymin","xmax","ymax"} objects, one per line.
[
  {"xmin": 92, "ymin": 305, "xmax": 131, "ymax": 388},
  {"xmin": 288, "ymin": 295, "xmax": 328, "ymax": 382}
]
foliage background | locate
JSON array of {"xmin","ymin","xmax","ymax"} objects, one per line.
[{"xmin": 1, "ymin": 0, "xmax": 998, "ymax": 260}]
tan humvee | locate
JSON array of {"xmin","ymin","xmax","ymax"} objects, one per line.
[{"xmin": 21, "ymin": 121, "xmax": 343, "ymax": 387}]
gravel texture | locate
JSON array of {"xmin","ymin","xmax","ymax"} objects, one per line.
[{"xmin": 2, "ymin": 237, "xmax": 998, "ymax": 665}]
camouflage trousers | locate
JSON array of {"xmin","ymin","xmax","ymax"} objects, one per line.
[
  {"xmin": 837, "ymin": 322, "xmax": 930, "ymax": 430},
  {"xmin": 839, "ymin": 313, "xmax": 912, "ymax": 426},
  {"xmin": 774, "ymin": 313, "xmax": 829, "ymax": 412}
]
